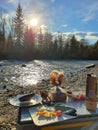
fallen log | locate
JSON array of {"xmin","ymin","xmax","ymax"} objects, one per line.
[{"xmin": 85, "ymin": 64, "xmax": 95, "ymax": 69}]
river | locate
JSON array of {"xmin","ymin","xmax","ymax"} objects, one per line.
[{"xmin": 0, "ymin": 60, "xmax": 98, "ymax": 90}]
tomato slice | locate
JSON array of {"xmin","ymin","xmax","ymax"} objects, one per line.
[
  {"xmin": 73, "ymin": 94, "xmax": 85, "ymax": 101},
  {"xmin": 80, "ymin": 94, "xmax": 86, "ymax": 100},
  {"xmin": 56, "ymin": 110, "xmax": 62, "ymax": 117}
]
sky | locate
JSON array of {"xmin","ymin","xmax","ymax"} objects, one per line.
[{"xmin": 0, "ymin": 0, "xmax": 98, "ymax": 44}]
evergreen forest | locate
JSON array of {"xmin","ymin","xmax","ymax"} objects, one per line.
[{"xmin": 0, "ymin": 4, "xmax": 98, "ymax": 61}]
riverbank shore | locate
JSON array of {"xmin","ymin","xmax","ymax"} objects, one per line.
[{"xmin": 0, "ymin": 64, "xmax": 98, "ymax": 130}]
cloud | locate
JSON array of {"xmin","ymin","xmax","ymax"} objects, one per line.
[
  {"xmin": 61, "ymin": 31, "xmax": 98, "ymax": 43},
  {"xmin": 2, "ymin": 13, "xmax": 9, "ymax": 19},
  {"xmin": 8, "ymin": 0, "xmax": 15, "ymax": 3},
  {"xmin": 40, "ymin": 24, "xmax": 47, "ymax": 33},
  {"xmin": 62, "ymin": 24, "xmax": 68, "ymax": 28},
  {"xmin": 7, "ymin": 0, "xmax": 18, "ymax": 7},
  {"xmin": 85, "ymin": 32, "xmax": 98, "ymax": 41},
  {"xmin": 56, "ymin": 31, "xmax": 98, "ymax": 44},
  {"xmin": 87, "ymin": 32, "xmax": 98, "ymax": 37},
  {"xmin": 82, "ymin": 1, "xmax": 98, "ymax": 22}
]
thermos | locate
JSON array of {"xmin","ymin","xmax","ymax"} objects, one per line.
[{"xmin": 86, "ymin": 74, "xmax": 97, "ymax": 111}]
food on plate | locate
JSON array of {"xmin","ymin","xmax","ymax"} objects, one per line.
[
  {"xmin": 39, "ymin": 90, "xmax": 51, "ymax": 102},
  {"xmin": 36, "ymin": 103, "xmax": 77, "ymax": 118},
  {"xmin": 19, "ymin": 93, "xmax": 35, "ymax": 102},
  {"xmin": 50, "ymin": 71, "xmax": 64, "ymax": 86},
  {"xmin": 73, "ymin": 93, "xmax": 86, "ymax": 101},
  {"xmin": 66, "ymin": 90, "xmax": 86, "ymax": 101},
  {"xmin": 55, "ymin": 110, "xmax": 62, "ymax": 117},
  {"xmin": 53, "ymin": 103, "xmax": 77, "ymax": 116},
  {"xmin": 40, "ymin": 91, "xmax": 48, "ymax": 99},
  {"xmin": 36, "ymin": 107, "xmax": 62, "ymax": 118},
  {"xmin": 36, "ymin": 106, "xmax": 47, "ymax": 111},
  {"xmin": 48, "ymin": 86, "xmax": 67, "ymax": 102},
  {"xmin": 37, "ymin": 110, "xmax": 57, "ymax": 118}
]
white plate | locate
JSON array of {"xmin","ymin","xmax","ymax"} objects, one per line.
[
  {"xmin": 9, "ymin": 94, "xmax": 42, "ymax": 107},
  {"xmin": 29, "ymin": 105, "xmax": 77, "ymax": 126}
]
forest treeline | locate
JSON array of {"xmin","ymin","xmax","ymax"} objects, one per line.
[{"xmin": 0, "ymin": 4, "xmax": 98, "ymax": 60}]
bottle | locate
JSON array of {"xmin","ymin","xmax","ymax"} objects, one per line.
[{"xmin": 86, "ymin": 74, "xmax": 97, "ymax": 111}]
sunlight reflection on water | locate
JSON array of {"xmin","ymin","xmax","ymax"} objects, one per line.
[{"xmin": 0, "ymin": 60, "xmax": 98, "ymax": 88}]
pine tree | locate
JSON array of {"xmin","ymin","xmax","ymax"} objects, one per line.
[
  {"xmin": 69, "ymin": 35, "xmax": 79, "ymax": 58},
  {"xmin": 24, "ymin": 27, "xmax": 35, "ymax": 50},
  {"xmin": 38, "ymin": 27, "xmax": 44, "ymax": 47},
  {"xmin": 6, "ymin": 32, "xmax": 13, "ymax": 49},
  {"xmin": 14, "ymin": 3, "xmax": 24, "ymax": 47},
  {"xmin": 0, "ymin": 10, "xmax": 6, "ymax": 52}
]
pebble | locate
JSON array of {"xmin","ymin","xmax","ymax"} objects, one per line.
[
  {"xmin": 11, "ymin": 121, "xmax": 17, "ymax": 125},
  {"xmin": 21, "ymin": 64, "xmax": 26, "ymax": 67},
  {"xmin": 66, "ymin": 86, "xmax": 70, "ymax": 89},
  {"xmin": 4, "ymin": 77, "xmax": 9, "ymax": 82},
  {"xmin": 3, "ymin": 85, "xmax": 7, "ymax": 89}
]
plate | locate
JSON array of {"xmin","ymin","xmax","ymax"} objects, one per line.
[
  {"xmin": 9, "ymin": 94, "xmax": 42, "ymax": 107},
  {"xmin": 29, "ymin": 105, "xmax": 77, "ymax": 126}
]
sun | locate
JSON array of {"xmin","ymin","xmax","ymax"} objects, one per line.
[{"xmin": 30, "ymin": 18, "xmax": 38, "ymax": 26}]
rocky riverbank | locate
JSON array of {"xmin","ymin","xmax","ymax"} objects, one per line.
[{"xmin": 0, "ymin": 64, "xmax": 98, "ymax": 130}]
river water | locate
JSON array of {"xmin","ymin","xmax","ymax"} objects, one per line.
[{"xmin": 0, "ymin": 60, "xmax": 98, "ymax": 90}]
